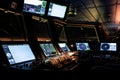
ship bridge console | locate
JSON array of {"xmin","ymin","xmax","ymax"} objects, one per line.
[{"xmin": 1, "ymin": 1, "xmax": 120, "ymax": 79}]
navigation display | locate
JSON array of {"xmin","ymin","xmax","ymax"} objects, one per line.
[
  {"xmin": 39, "ymin": 43, "xmax": 57, "ymax": 57},
  {"xmin": 58, "ymin": 43, "xmax": 71, "ymax": 52},
  {"xmin": 2, "ymin": 44, "xmax": 36, "ymax": 65},
  {"xmin": 76, "ymin": 42, "xmax": 90, "ymax": 51},
  {"xmin": 100, "ymin": 43, "xmax": 117, "ymax": 51},
  {"xmin": 23, "ymin": 0, "xmax": 47, "ymax": 16},
  {"xmin": 47, "ymin": 2, "xmax": 67, "ymax": 19}
]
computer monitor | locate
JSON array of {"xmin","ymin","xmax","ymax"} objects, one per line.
[
  {"xmin": 47, "ymin": 2, "xmax": 68, "ymax": 19},
  {"xmin": 2, "ymin": 43, "xmax": 36, "ymax": 65},
  {"xmin": 100, "ymin": 43, "xmax": 117, "ymax": 51},
  {"xmin": 39, "ymin": 43, "xmax": 58, "ymax": 57},
  {"xmin": 75, "ymin": 42, "xmax": 90, "ymax": 51},
  {"xmin": 58, "ymin": 43, "xmax": 71, "ymax": 53},
  {"xmin": 23, "ymin": 0, "xmax": 47, "ymax": 16}
]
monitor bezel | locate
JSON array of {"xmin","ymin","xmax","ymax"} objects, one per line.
[
  {"xmin": 39, "ymin": 41, "xmax": 59, "ymax": 57},
  {"xmin": 58, "ymin": 42, "xmax": 71, "ymax": 53},
  {"xmin": 75, "ymin": 42, "xmax": 91, "ymax": 51},
  {"xmin": 99, "ymin": 42, "xmax": 117, "ymax": 52},
  {"xmin": 22, "ymin": 0, "xmax": 48, "ymax": 17},
  {"xmin": 47, "ymin": 2, "xmax": 69, "ymax": 20},
  {"xmin": 0, "ymin": 41, "xmax": 36, "ymax": 66}
]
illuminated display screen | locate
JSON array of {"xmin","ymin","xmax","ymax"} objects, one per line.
[
  {"xmin": 76, "ymin": 43, "xmax": 90, "ymax": 51},
  {"xmin": 23, "ymin": 0, "xmax": 47, "ymax": 16},
  {"xmin": 2, "ymin": 44, "xmax": 36, "ymax": 65},
  {"xmin": 47, "ymin": 2, "xmax": 67, "ymax": 19},
  {"xmin": 39, "ymin": 43, "xmax": 57, "ymax": 57},
  {"xmin": 58, "ymin": 43, "xmax": 70, "ymax": 52},
  {"xmin": 100, "ymin": 43, "xmax": 117, "ymax": 51}
]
